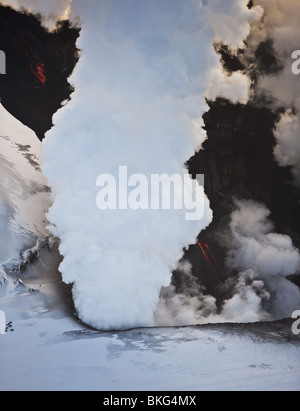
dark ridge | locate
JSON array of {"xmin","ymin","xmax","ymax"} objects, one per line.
[
  {"xmin": 0, "ymin": 5, "xmax": 80, "ymax": 141},
  {"xmin": 214, "ymin": 43, "xmax": 245, "ymax": 73},
  {"xmin": 181, "ymin": 97, "xmax": 300, "ymax": 296},
  {"xmin": 254, "ymin": 39, "xmax": 283, "ymax": 75},
  {"xmin": 242, "ymin": 38, "xmax": 284, "ymax": 83}
]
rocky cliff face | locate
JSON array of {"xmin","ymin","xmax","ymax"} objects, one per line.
[
  {"xmin": 190, "ymin": 99, "xmax": 300, "ymax": 243},
  {"xmin": 178, "ymin": 96, "xmax": 300, "ymax": 297},
  {"xmin": 0, "ymin": 5, "xmax": 79, "ymax": 141},
  {"xmin": 180, "ymin": 40, "xmax": 300, "ymax": 296}
]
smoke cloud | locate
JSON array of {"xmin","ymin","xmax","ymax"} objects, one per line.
[
  {"xmin": 207, "ymin": 0, "xmax": 263, "ymax": 49},
  {"xmin": 40, "ymin": 0, "xmax": 264, "ymax": 330},
  {"xmin": 157, "ymin": 200, "xmax": 300, "ymax": 325},
  {"xmin": 224, "ymin": 200, "xmax": 300, "ymax": 320},
  {"xmin": 42, "ymin": 0, "xmax": 218, "ymax": 330},
  {"xmin": 204, "ymin": 0, "xmax": 262, "ymax": 105},
  {"xmin": 249, "ymin": 0, "xmax": 300, "ymax": 184},
  {"xmin": 154, "ymin": 260, "xmax": 218, "ymax": 326},
  {"xmin": 205, "ymin": 66, "xmax": 252, "ymax": 105},
  {"xmin": 0, "ymin": 0, "xmax": 75, "ymax": 31},
  {"xmin": 5, "ymin": 0, "xmax": 294, "ymax": 330},
  {"xmin": 273, "ymin": 111, "xmax": 300, "ymax": 185}
]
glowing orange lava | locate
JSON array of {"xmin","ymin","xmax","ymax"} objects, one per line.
[
  {"xmin": 21, "ymin": 33, "xmax": 47, "ymax": 86},
  {"xmin": 197, "ymin": 240, "xmax": 222, "ymax": 283},
  {"xmin": 32, "ymin": 62, "xmax": 46, "ymax": 84}
]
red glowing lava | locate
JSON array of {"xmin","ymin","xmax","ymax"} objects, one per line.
[
  {"xmin": 31, "ymin": 62, "xmax": 46, "ymax": 84},
  {"xmin": 21, "ymin": 33, "xmax": 47, "ymax": 86},
  {"xmin": 197, "ymin": 240, "xmax": 222, "ymax": 283}
]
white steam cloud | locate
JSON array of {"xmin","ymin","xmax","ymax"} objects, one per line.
[
  {"xmin": 4, "ymin": 0, "xmax": 291, "ymax": 330},
  {"xmin": 251, "ymin": 0, "xmax": 300, "ymax": 184},
  {"xmin": 205, "ymin": 0, "xmax": 263, "ymax": 105},
  {"xmin": 154, "ymin": 260, "xmax": 218, "ymax": 326},
  {"xmin": 42, "ymin": 0, "xmax": 218, "ymax": 331},
  {"xmin": 207, "ymin": 0, "xmax": 263, "ymax": 50},
  {"xmin": 41, "ymin": 0, "xmax": 263, "ymax": 330},
  {"xmin": 206, "ymin": 67, "xmax": 252, "ymax": 105},
  {"xmin": 225, "ymin": 200, "xmax": 300, "ymax": 320},
  {"xmin": 273, "ymin": 111, "xmax": 300, "ymax": 185},
  {"xmin": 156, "ymin": 200, "xmax": 300, "ymax": 326}
]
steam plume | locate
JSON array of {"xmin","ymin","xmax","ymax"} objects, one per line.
[
  {"xmin": 156, "ymin": 200, "xmax": 300, "ymax": 325},
  {"xmin": 224, "ymin": 200, "xmax": 300, "ymax": 320},
  {"xmin": 3, "ymin": 0, "xmax": 289, "ymax": 330},
  {"xmin": 250, "ymin": 0, "xmax": 300, "ymax": 184},
  {"xmin": 41, "ymin": 0, "xmax": 263, "ymax": 330},
  {"xmin": 42, "ymin": 0, "xmax": 218, "ymax": 330}
]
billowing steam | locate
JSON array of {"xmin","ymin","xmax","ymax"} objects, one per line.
[
  {"xmin": 224, "ymin": 200, "xmax": 300, "ymax": 320},
  {"xmin": 42, "ymin": 0, "xmax": 261, "ymax": 330},
  {"xmin": 206, "ymin": 67, "xmax": 252, "ymax": 105},
  {"xmin": 156, "ymin": 200, "xmax": 300, "ymax": 326},
  {"xmin": 42, "ymin": 0, "xmax": 221, "ymax": 331},
  {"xmin": 205, "ymin": 0, "xmax": 262, "ymax": 105},
  {"xmin": 249, "ymin": 0, "xmax": 300, "ymax": 185},
  {"xmin": 1, "ymin": 0, "xmax": 299, "ymax": 330}
]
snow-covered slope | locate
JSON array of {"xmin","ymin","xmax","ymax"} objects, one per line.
[
  {"xmin": 0, "ymin": 279, "xmax": 299, "ymax": 391},
  {"xmin": 0, "ymin": 103, "xmax": 50, "ymax": 265}
]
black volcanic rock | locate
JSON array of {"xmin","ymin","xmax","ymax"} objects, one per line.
[
  {"xmin": 214, "ymin": 44, "xmax": 245, "ymax": 74},
  {"xmin": 189, "ymin": 98, "xmax": 298, "ymax": 226},
  {"xmin": 173, "ymin": 32, "xmax": 300, "ymax": 296},
  {"xmin": 253, "ymin": 40, "xmax": 283, "ymax": 75},
  {"xmin": 182, "ymin": 97, "xmax": 300, "ymax": 295},
  {"xmin": 0, "ymin": 5, "xmax": 80, "ymax": 141}
]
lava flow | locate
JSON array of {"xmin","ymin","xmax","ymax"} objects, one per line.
[
  {"xmin": 31, "ymin": 62, "xmax": 46, "ymax": 84},
  {"xmin": 197, "ymin": 240, "xmax": 222, "ymax": 283},
  {"xmin": 21, "ymin": 33, "xmax": 47, "ymax": 86}
]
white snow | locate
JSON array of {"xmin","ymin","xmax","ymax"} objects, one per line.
[
  {"xmin": 0, "ymin": 276, "xmax": 300, "ymax": 391},
  {"xmin": 0, "ymin": 103, "xmax": 50, "ymax": 264}
]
